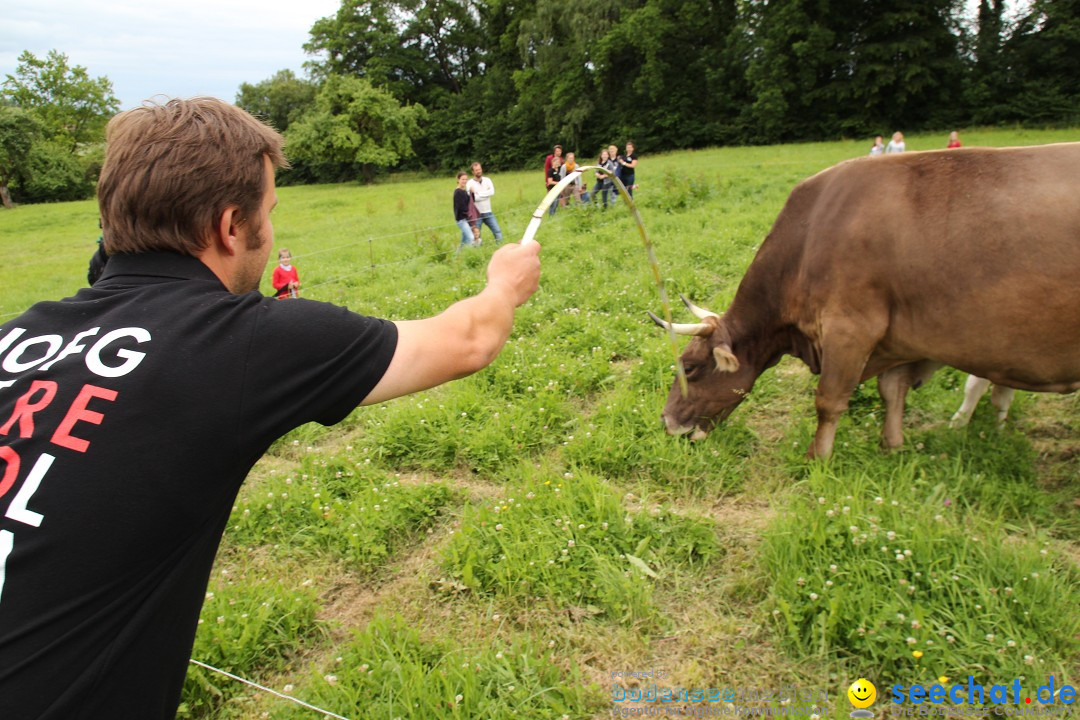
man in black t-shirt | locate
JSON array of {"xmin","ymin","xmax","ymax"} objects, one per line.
[{"xmin": 0, "ymin": 98, "xmax": 540, "ymax": 720}]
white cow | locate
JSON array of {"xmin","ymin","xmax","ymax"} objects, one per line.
[{"xmin": 950, "ymin": 375, "xmax": 1015, "ymax": 428}]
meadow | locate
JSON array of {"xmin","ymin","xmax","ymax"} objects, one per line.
[{"xmin": 2, "ymin": 128, "xmax": 1078, "ymax": 720}]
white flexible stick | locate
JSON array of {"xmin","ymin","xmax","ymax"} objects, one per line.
[{"xmin": 521, "ymin": 165, "xmax": 597, "ymax": 245}]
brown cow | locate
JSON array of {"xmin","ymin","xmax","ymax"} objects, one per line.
[{"xmin": 652, "ymin": 143, "xmax": 1080, "ymax": 458}]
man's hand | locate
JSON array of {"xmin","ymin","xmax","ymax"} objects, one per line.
[
  {"xmin": 486, "ymin": 242, "xmax": 541, "ymax": 308},
  {"xmin": 360, "ymin": 241, "xmax": 541, "ymax": 406}
]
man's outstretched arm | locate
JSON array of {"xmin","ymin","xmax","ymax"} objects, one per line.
[{"xmin": 360, "ymin": 241, "xmax": 541, "ymax": 405}]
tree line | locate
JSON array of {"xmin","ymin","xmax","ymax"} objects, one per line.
[{"xmin": 3, "ymin": 0, "xmax": 1078, "ymax": 203}]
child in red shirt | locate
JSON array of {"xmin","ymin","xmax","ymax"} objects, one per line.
[{"xmin": 272, "ymin": 248, "xmax": 300, "ymax": 298}]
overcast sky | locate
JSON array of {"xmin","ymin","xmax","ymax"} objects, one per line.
[{"xmin": 3, "ymin": 0, "xmax": 343, "ymax": 110}]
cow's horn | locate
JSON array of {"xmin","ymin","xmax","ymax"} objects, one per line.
[
  {"xmin": 680, "ymin": 294, "xmax": 720, "ymax": 320},
  {"xmin": 648, "ymin": 311, "xmax": 713, "ymax": 336}
]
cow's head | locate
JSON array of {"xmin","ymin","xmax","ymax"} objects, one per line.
[{"xmin": 649, "ymin": 296, "xmax": 759, "ymax": 440}]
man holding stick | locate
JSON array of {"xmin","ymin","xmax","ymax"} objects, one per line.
[{"xmin": 0, "ymin": 97, "xmax": 540, "ymax": 719}]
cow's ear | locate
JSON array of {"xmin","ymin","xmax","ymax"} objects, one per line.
[{"xmin": 713, "ymin": 345, "xmax": 739, "ymax": 373}]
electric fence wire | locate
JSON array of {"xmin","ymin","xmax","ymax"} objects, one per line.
[{"xmin": 188, "ymin": 659, "xmax": 355, "ymax": 720}]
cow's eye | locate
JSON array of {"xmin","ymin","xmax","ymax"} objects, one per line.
[{"xmin": 683, "ymin": 363, "xmax": 702, "ymax": 379}]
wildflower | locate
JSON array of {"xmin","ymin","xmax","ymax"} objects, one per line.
[
  {"xmin": 455, "ymin": 694, "xmax": 464, "ymax": 703},
  {"xmin": 1007, "ymin": 640, "xmax": 1016, "ymax": 648},
  {"xmin": 911, "ymin": 620, "xmax": 921, "ymax": 630},
  {"xmin": 985, "ymin": 634, "xmax": 995, "ymax": 642},
  {"xmin": 912, "ymin": 650, "xmax": 923, "ymax": 659},
  {"xmin": 567, "ymin": 540, "xmax": 575, "ymax": 547},
  {"xmin": 1024, "ymin": 655, "xmax": 1034, "ymax": 665},
  {"xmin": 947, "ymin": 636, "xmax": 955, "ymax": 644},
  {"xmin": 817, "ymin": 497, "xmax": 826, "ymax": 505},
  {"xmin": 938, "ymin": 676, "xmax": 949, "ymax": 684},
  {"xmin": 826, "ymin": 509, "xmax": 835, "ymax": 517},
  {"xmin": 825, "ymin": 580, "xmax": 834, "ymax": 588},
  {"xmin": 943, "ymin": 498, "xmax": 952, "ymax": 506},
  {"xmin": 874, "ymin": 496, "xmax": 884, "ymax": 505},
  {"xmin": 896, "ymin": 553, "xmax": 906, "ymax": 562},
  {"xmin": 809, "ymin": 593, "xmax": 819, "ymax": 601},
  {"xmin": 284, "ymin": 684, "xmax": 295, "ymax": 693},
  {"xmin": 495, "ymin": 651, "xmax": 504, "ymax": 659},
  {"xmin": 796, "ymin": 577, "xmax": 806, "ymax": 587},
  {"xmin": 906, "ymin": 637, "xmax": 917, "ymax": 645},
  {"xmin": 324, "ymin": 674, "xmax": 338, "ymax": 685},
  {"xmin": 495, "ymin": 524, "xmax": 503, "ymax": 531},
  {"xmin": 829, "ymin": 564, "xmax": 838, "ymax": 572},
  {"xmin": 842, "ymin": 506, "xmax": 851, "ymax": 515}
]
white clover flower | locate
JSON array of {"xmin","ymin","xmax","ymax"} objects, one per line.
[
  {"xmin": 817, "ymin": 497, "xmax": 826, "ymax": 505},
  {"xmin": 906, "ymin": 637, "xmax": 917, "ymax": 645},
  {"xmin": 809, "ymin": 593, "xmax": 819, "ymax": 601},
  {"xmin": 495, "ymin": 524, "xmax": 503, "ymax": 531},
  {"xmin": 796, "ymin": 577, "xmax": 806, "ymax": 586},
  {"xmin": 829, "ymin": 564, "xmax": 838, "ymax": 572},
  {"xmin": 887, "ymin": 531, "xmax": 897, "ymax": 541},
  {"xmin": 455, "ymin": 694, "xmax": 463, "ymax": 703},
  {"xmin": 842, "ymin": 506, "xmax": 851, "ymax": 515},
  {"xmin": 826, "ymin": 509, "xmax": 835, "ymax": 517},
  {"xmin": 985, "ymin": 633, "xmax": 995, "ymax": 642},
  {"xmin": 1007, "ymin": 640, "xmax": 1016, "ymax": 648},
  {"xmin": 896, "ymin": 553, "xmax": 906, "ymax": 562},
  {"xmin": 874, "ymin": 496, "xmax": 884, "ymax": 505},
  {"xmin": 567, "ymin": 540, "xmax": 575, "ymax": 547},
  {"xmin": 911, "ymin": 620, "xmax": 921, "ymax": 629},
  {"xmin": 1024, "ymin": 655, "xmax": 1034, "ymax": 665}
]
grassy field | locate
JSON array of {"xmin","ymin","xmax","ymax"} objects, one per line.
[{"xmin": 2, "ymin": 128, "xmax": 1078, "ymax": 719}]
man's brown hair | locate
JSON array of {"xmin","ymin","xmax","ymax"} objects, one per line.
[{"xmin": 97, "ymin": 97, "xmax": 287, "ymax": 255}]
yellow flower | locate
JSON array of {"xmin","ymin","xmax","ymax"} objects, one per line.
[
  {"xmin": 913, "ymin": 651, "xmax": 924, "ymax": 659},
  {"xmin": 938, "ymin": 676, "xmax": 949, "ymax": 684}
]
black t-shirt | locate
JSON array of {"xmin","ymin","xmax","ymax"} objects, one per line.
[
  {"xmin": 547, "ymin": 166, "xmax": 562, "ymax": 189},
  {"xmin": 621, "ymin": 153, "xmax": 637, "ymax": 178},
  {"xmin": 0, "ymin": 252, "xmax": 398, "ymax": 719},
  {"xmin": 453, "ymin": 187, "xmax": 471, "ymax": 222}
]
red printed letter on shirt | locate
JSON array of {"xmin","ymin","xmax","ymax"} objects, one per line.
[
  {"xmin": 0, "ymin": 381, "xmax": 58, "ymax": 439},
  {"xmin": 51, "ymin": 385, "xmax": 118, "ymax": 453},
  {"xmin": 0, "ymin": 446, "xmax": 20, "ymax": 500}
]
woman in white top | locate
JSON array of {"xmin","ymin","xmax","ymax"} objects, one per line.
[{"xmin": 885, "ymin": 131, "xmax": 906, "ymax": 154}]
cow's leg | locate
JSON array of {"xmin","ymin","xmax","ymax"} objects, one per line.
[
  {"xmin": 990, "ymin": 384, "xmax": 1015, "ymax": 426},
  {"xmin": 810, "ymin": 330, "xmax": 877, "ymax": 460},
  {"xmin": 950, "ymin": 375, "xmax": 991, "ymax": 428},
  {"xmin": 878, "ymin": 361, "xmax": 941, "ymax": 449}
]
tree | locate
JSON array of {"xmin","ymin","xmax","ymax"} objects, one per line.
[
  {"xmin": 0, "ymin": 106, "xmax": 44, "ymax": 208},
  {"xmin": 2, "ymin": 50, "xmax": 119, "ymax": 152},
  {"xmin": 285, "ymin": 74, "xmax": 426, "ymax": 182},
  {"xmin": 236, "ymin": 70, "xmax": 317, "ymax": 134}
]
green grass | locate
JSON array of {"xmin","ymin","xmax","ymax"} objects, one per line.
[{"xmin": 3, "ymin": 128, "xmax": 1078, "ymax": 719}]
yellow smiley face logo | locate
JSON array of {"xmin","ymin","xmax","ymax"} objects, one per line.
[{"xmin": 848, "ymin": 678, "xmax": 877, "ymax": 709}]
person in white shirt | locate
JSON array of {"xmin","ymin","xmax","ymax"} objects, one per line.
[
  {"xmin": 885, "ymin": 131, "xmax": 906, "ymax": 154},
  {"xmin": 466, "ymin": 162, "xmax": 504, "ymax": 245}
]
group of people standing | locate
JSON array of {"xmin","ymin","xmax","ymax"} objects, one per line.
[
  {"xmin": 868, "ymin": 130, "xmax": 963, "ymax": 156},
  {"xmin": 453, "ymin": 161, "xmax": 504, "ymax": 250},
  {"xmin": 544, "ymin": 143, "xmax": 638, "ymax": 214}
]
